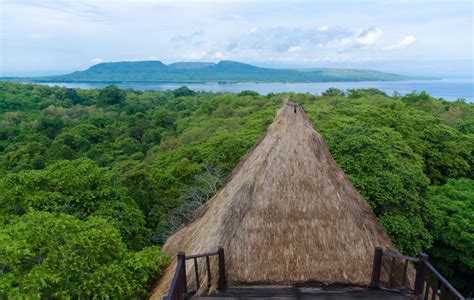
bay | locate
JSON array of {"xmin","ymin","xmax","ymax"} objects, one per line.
[{"xmin": 34, "ymin": 78, "xmax": 474, "ymax": 102}]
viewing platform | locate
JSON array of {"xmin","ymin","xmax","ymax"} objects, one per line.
[
  {"xmin": 160, "ymin": 247, "xmax": 464, "ymax": 300},
  {"xmin": 194, "ymin": 285, "xmax": 411, "ymax": 300}
]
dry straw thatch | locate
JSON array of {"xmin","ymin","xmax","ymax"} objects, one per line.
[{"xmin": 151, "ymin": 101, "xmax": 403, "ymax": 299}]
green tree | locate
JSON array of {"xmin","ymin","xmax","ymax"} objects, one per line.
[
  {"xmin": 347, "ymin": 88, "xmax": 387, "ymax": 99},
  {"xmin": 379, "ymin": 213, "xmax": 432, "ymax": 255},
  {"xmin": 36, "ymin": 116, "xmax": 65, "ymax": 139},
  {"xmin": 0, "ymin": 158, "xmax": 150, "ymax": 248},
  {"xmin": 322, "ymin": 87, "xmax": 345, "ymax": 97},
  {"xmin": 0, "ymin": 211, "xmax": 168, "ymax": 299},
  {"xmin": 1, "ymin": 158, "xmax": 122, "ymax": 216},
  {"xmin": 98, "ymin": 85, "xmax": 125, "ymax": 106},
  {"xmin": 427, "ymin": 179, "xmax": 474, "ymax": 294},
  {"xmin": 1, "ymin": 139, "xmax": 48, "ymax": 172},
  {"xmin": 172, "ymin": 86, "xmax": 195, "ymax": 97},
  {"xmin": 238, "ymin": 90, "xmax": 260, "ymax": 97}
]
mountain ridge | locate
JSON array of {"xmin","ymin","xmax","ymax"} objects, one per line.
[{"xmin": 2, "ymin": 60, "xmax": 431, "ymax": 83}]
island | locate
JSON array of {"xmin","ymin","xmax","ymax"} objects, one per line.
[{"xmin": 2, "ymin": 60, "xmax": 427, "ymax": 83}]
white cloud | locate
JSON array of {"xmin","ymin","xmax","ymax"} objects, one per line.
[
  {"xmin": 234, "ymin": 26, "xmax": 382, "ymax": 54},
  {"xmin": 90, "ymin": 58, "xmax": 104, "ymax": 63},
  {"xmin": 166, "ymin": 26, "xmax": 389, "ymax": 63},
  {"xmin": 384, "ymin": 35, "xmax": 416, "ymax": 50},
  {"xmin": 321, "ymin": 27, "xmax": 382, "ymax": 50},
  {"xmin": 146, "ymin": 55, "xmax": 161, "ymax": 60},
  {"xmin": 356, "ymin": 27, "xmax": 383, "ymax": 46},
  {"xmin": 288, "ymin": 46, "xmax": 302, "ymax": 53},
  {"xmin": 181, "ymin": 51, "xmax": 207, "ymax": 60},
  {"xmin": 212, "ymin": 51, "xmax": 225, "ymax": 60}
]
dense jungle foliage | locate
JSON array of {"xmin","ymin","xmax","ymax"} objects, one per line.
[{"xmin": 0, "ymin": 82, "xmax": 472, "ymax": 297}]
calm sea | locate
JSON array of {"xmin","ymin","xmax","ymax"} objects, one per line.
[{"xmin": 38, "ymin": 78, "xmax": 473, "ymax": 102}]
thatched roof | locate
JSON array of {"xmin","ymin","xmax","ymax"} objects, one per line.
[{"xmin": 151, "ymin": 101, "xmax": 399, "ymax": 299}]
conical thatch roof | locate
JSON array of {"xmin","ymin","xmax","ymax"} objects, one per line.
[{"xmin": 151, "ymin": 101, "xmax": 399, "ymax": 299}]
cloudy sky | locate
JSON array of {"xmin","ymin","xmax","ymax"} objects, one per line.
[{"xmin": 1, "ymin": 0, "xmax": 472, "ymax": 76}]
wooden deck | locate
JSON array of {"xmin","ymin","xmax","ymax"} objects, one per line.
[
  {"xmin": 162, "ymin": 248, "xmax": 464, "ymax": 300},
  {"xmin": 193, "ymin": 285, "xmax": 412, "ymax": 300}
]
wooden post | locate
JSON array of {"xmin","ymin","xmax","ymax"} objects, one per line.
[
  {"xmin": 194, "ymin": 257, "xmax": 200, "ymax": 290},
  {"xmin": 217, "ymin": 246, "xmax": 227, "ymax": 290},
  {"xmin": 206, "ymin": 256, "xmax": 212, "ymax": 288},
  {"xmin": 177, "ymin": 251, "xmax": 187, "ymax": 298},
  {"xmin": 370, "ymin": 247, "xmax": 383, "ymax": 289},
  {"xmin": 414, "ymin": 253, "xmax": 428, "ymax": 296}
]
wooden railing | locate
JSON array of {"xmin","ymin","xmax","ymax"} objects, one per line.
[
  {"xmin": 163, "ymin": 251, "xmax": 187, "ymax": 300},
  {"xmin": 371, "ymin": 247, "xmax": 465, "ymax": 300},
  {"xmin": 163, "ymin": 246, "xmax": 227, "ymax": 300}
]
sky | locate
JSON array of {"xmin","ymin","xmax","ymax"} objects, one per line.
[{"xmin": 1, "ymin": 0, "xmax": 473, "ymax": 77}]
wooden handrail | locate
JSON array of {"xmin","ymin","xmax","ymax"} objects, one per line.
[
  {"xmin": 383, "ymin": 251, "xmax": 419, "ymax": 262},
  {"xmin": 163, "ymin": 247, "xmax": 227, "ymax": 300},
  {"xmin": 370, "ymin": 247, "xmax": 465, "ymax": 300},
  {"xmin": 185, "ymin": 251, "xmax": 219, "ymax": 260},
  {"xmin": 425, "ymin": 261, "xmax": 465, "ymax": 300}
]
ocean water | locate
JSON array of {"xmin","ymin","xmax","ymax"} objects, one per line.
[{"xmin": 37, "ymin": 78, "xmax": 473, "ymax": 102}]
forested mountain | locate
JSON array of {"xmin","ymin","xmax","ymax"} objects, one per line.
[
  {"xmin": 0, "ymin": 82, "xmax": 472, "ymax": 298},
  {"xmin": 4, "ymin": 60, "xmax": 417, "ymax": 83}
]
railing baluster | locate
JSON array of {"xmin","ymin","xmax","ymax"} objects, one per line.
[
  {"xmin": 370, "ymin": 247, "xmax": 383, "ymax": 289},
  {"xmin": 194, "ymin": 257, "xmax": 200, "ymax": 291},
  {"xmin": 388, "ymin": 256, "xmax": 396, "ymax": 288},
  {"xmin": 439, "ymin": 285, "xmax": 446, "ymax": 300},
  {"xmin": 218, "ymin": 246, "xmax": 227, "ymax": 290},
  {"xmin": 424, "ymin": 280, "xmax": 430, "ymax": 300},
  {"xmin": 179, "ymin": 251, "xmax": 187, "ymax": 300},
  {"xmin": 431, "ymin": 280, "xmax": 438, "ymax": 300},
  {"xmin": 402, "ymin": 259, "xmax": 409, "ymax": 290},
  {"xmin": 414, "ymin": 253, "xmax": 429, "ymax": 296},
  {"xmin": 206, "ymin": 256, "xmax": 212, "ymax": 288}
]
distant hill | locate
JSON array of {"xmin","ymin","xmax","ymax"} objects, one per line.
[{"xmin": 4, "ymin": 60, "xmax": 422, "ymax": 83}]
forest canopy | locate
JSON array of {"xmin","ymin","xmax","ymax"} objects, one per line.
[{"xmin": 0, "ymin": 82, "xmax": 472, "ymax": 297}]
